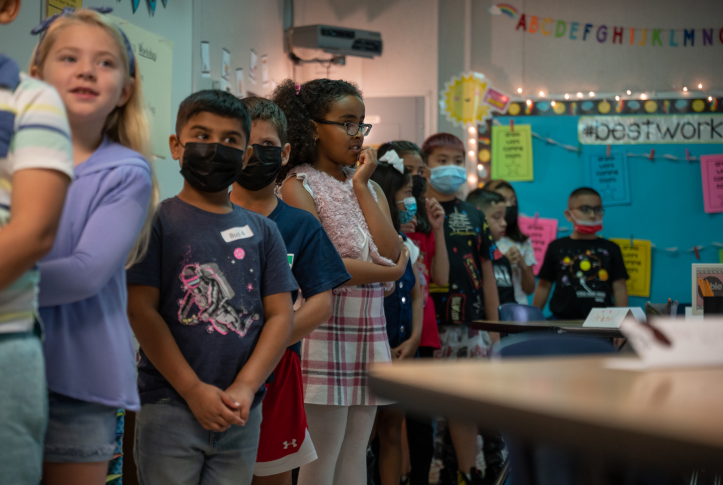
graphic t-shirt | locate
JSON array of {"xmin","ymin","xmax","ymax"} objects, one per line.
[
  {"xmin": 493, "ymin": 255, "xmax": 516, "ymax": 305},
  {"xmin": 538, "ymin": 236, "xmax": 629, "ymax": 319},
  {"xmin": 267, "ymin": 198, "xmax": 351, "ymax": 356},
  {"xmin": 406, "ymin": 230, "xmax": 440, "ymax": 349},
  {"xmin": 430, "ymin": 198, "xmax": 501, "ymax": 324},
  {"xmin": 127, "ymin": 197, "xmax": 298, "ymax": 407}
]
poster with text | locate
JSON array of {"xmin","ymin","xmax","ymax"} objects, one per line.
[
  {"xmin": 586, "ymin": 153, "xmax": 631, "ymax": 206},
  {"xmin": 200, "ymin": 41, "xmax": 210, "ymax": 78},
  {"xmin": 261, "ymin": 55, "xmax": 269, "ymax": 86},
  {"xmin": 700, "ymin": 154, "xmax": 723, "ymax": 213},
  {"xmin": 491, "ymin": 124, "xmax": 533, "ymax": 181},
  {"xmin": 109, "ymin": 16, "xmax": 174, "ymax": 159},
  {"xmin": 610, "ymin": 238, "xmax": 652, "ymax": 298},
  {"xmin": 222, "ymin": 48, "xmax": 230, "ymax": 81},
  {"xmin": 249, "ymin": 50, "xmax": 257, "ymax": 84},
  {"xmin": 235, "ymin": 68, "xmax": 245, "ymax": 97},
  {"xmin": 518, "ymin": 216, "xmax": 558, "ymax": 275}
]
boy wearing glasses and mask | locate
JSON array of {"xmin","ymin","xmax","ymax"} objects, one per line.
[
  {"xmin": 230, "ymin": 97, "xmax": 350, "ymax": 485},
  {"xmin": 533, "ymin": 187, "xmax": 629, "ymax": 320},
  {"xmin": 127, "ymin": 91, "xmax": 298, "ymax": 485}
]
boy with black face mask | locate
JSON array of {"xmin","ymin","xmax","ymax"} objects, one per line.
[
  {"xmin": 127, "ymin": 90, "xmax": 298, "ymax": 485},
  {"xmin": 230, "ymin": 97, "xmax": 350, "ymax": 485}
]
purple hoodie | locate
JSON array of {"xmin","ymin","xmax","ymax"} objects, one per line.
[{"xmin": 38, "ymin": 137, "xmax": 152, "ymax": 411}]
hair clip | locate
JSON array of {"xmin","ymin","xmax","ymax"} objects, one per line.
[
  {"xmin": 31, "ymin": 7, "xmax": 136, "ymax": 78},
  {"xmin": 379, "ymin": 149, "xmax": 405, "ymax": 174},
  {"xmin": 295, "ymin": 84, "xmax": 301, "ymax": 95}
]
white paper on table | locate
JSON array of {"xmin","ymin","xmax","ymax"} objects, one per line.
[
  {"xmin": 583, "ymin": 307, "xmax": 646, "ymax": 328},
  {"xmin": 605, "ymin": 317, "xmax": 723, "ymax": 370},
  {"xmin": 685, "ymin": 306, "xmax": 704, "ymax": 321}
]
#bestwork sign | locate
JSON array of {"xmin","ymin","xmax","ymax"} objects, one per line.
[{"xmin": 578, "ymin": 115, "xmax": 723, "ymax": 145}]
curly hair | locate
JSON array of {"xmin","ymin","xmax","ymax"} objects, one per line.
[{"xmin": 272, "ymin": 78, "xmax": 362, "ymax": 183}]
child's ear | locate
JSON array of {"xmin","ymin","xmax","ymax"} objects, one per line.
[
  {"xmin": 169, "ymin": 134, "xmax": 182, "ymax": 163},
  {"xmin": 117, "ymin": 78, "xmax": 135, "ymax": 108},
  {"xmin": 563, "ymin": 209, "xmax": 574, "ymax": 223},
  {"xmin": 281, "ymin": 143, "xmax": 291, "ymax": 166},
  {"xmin": 0, "ymin": 0, "xmax": 21, "ymax": 25},
  {"xmin": 29, "ymin": 63, "xmax": 41, "ymax": 80}
]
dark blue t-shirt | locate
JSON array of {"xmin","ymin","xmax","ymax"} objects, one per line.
[
  {"xmin": 127, "ymin": 196, "xmax": 298, "ymax": 407},
  {"xmin": 267, "ymin": 198, "xmax": 351, "ymax": 355}
]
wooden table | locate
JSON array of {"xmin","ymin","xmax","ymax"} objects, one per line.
[
  {"xmin": 369, "ymin": 357, "xmax": 723, "ymax": 471},
  {"xmin": 470, "ymin": 320, "xmax": 624, "ymax": 339}
]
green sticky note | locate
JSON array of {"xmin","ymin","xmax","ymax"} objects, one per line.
[
  {"xmin": 719, "ymin": 249, "xmax": 723, "ymax": 264},
  {"xmin": 491, "ymin": 124, "xmax": 534, "ymax": 181}
]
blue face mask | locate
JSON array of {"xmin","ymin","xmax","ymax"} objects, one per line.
[
  {"xmin": 429, "ymin": 165, "xmax": 467, "ymax": 194},
  {"xmin": 398, "ymin": 197, "xmax": 417, "ymax": 225}
]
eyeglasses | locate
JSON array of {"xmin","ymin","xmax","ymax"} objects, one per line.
[
  {"xmin": 574, "ymin": 205, "xmax": 605, "ymax": 216},
  {"xmin": 314, "ymin": 119, "xmax": 372, "ymax": 136}
]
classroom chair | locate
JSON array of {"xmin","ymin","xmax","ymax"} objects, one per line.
[
  {"xmin": 491, "ymin": 333, "xmax": 616, "ymax": 485},
  {"xmin": 499, "ymin": 303, "xmax": 546, "ymax": 323}
]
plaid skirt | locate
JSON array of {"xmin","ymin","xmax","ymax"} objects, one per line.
[{"xmin": 300, "ymin": 283, "xmax": 392, "ymax": 406}]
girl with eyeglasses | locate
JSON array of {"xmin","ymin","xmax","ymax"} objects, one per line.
[{"xmin": 273, "ymin": 79, "xmax": 409, "ymax": 485}]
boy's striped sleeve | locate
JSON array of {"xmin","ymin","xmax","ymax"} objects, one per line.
[{"xmin": 12, "ymin": 75, "xmax": 73, "ymax": 179}]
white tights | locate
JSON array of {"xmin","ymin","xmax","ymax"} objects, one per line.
[{"xmin": 297, "ymin": 403, "xmax": 377, "ymax": 485}]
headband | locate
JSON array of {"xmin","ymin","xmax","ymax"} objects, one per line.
[
  {"xmin": 379, "ymin": 149, "xmax": 405, "ymax": 174},
  {"xmin": 31, "ymin": 7, "xmax": 136, "ymax": 78}
]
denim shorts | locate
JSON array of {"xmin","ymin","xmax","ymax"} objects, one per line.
[{"xmin": 43, "ymin": 391, "xmax": 119, "ymax": 463}]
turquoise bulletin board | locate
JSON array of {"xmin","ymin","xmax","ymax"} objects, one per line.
[{"xmin": 490, "ymin": 114, "xmax": 723, "ymax": 311}]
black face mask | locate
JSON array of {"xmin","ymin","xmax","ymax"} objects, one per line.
[
  {"xmin": 412, "ymin": 174, "xmax": 427, "ymax": 198},
  {"xmin": 236, "ymin": 144, "xmax": 283, "ymax": 191},
  {"xmin": 179, "ymin": 142, "xmax": 245, "ymax": 193},
  {"xmin": 505, "ymin": 205, "xmax": 519, "ymax": 227}
]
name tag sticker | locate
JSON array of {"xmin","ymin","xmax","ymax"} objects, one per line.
[{"xmin": 221, "ymin": 226, "xmax": 254, "ymax": 243}]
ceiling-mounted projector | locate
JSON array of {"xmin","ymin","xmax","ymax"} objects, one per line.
[{"xmin": 290, "ymin": 25, "xmax": 383, "ymax": 59}]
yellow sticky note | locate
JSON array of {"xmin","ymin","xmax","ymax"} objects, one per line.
[
  {"xmin": 610, "ymin": 238, "xmax": 651, "ymax": 298},
  {"xmin": 46, "ymin": 0, "xmax": 82, "ymax": 17},
  {"xmin": 491, "ymin": 124, "xmax": 533, "ymax": 181}
]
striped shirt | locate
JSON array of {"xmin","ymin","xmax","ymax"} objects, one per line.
[{"xmin": 0, "ymin": 55, "xmax": 73, "ymax": 333}]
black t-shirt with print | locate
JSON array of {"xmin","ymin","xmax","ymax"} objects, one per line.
[
  {"xmin": 493, "ymin": 255, "xmax": 516, "ymax": 305},
  {"xmin": 538, "ymin": 236, "xmax": 629, "ymax": 319},
  {"xmin": 430, "ymin": 198, "xmax": 501, "ymax": 324}
]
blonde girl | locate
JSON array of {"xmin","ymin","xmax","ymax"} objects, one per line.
[{"xmin": 30, "ymin": 8, "xmax": 156, "ymax": 485}]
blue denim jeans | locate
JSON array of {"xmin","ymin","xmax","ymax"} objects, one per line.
[
  {"xmin": 134, "ymin": 399, "xmax": 262, "ymax": 485},
  {"xmin": 0, "ymin": 332, "xmax": 48, "ymax": 485}
]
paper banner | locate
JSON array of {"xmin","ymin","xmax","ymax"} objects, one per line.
[
  {"xmin": 249, "ymin": 50, "xmax": 257, "ymax": 84},
  {"xmin": 235, "ymin": 68, "xmax": 245, "ymax": 97},
  {"xmin": 610, "ymin": 238, "xmax": 651, "ymax": 298},
  {"xmin": 518, "ymin": 215, "xmax": 557, "ymax": 275},
  {"xmin": 200, "ymin": 42, "xmax": 210, "ymax": 78},
  {"xmin": 491, "ymin": 124, "xmax": 533, "ymax": 181},
  {"xmin": 587, "ymin": 153, "xmax": 630, "ymax": 206},
  {"xmin": 261, "ymin": 55, "xmax": 269, "ymax": 86},
  {"xmin": 221, "ymin": 48, "xmax": 230, "ymax": 81},
  {"xmin": 700, "ymin": 154, "xmax": 723, "ymax": 213},
  {"xmin": 504, "ymin": 97, "xmax": 722, "ymax": 118},
  {"xmin": 148, "ymin": 0, "xmax": 156, "ymax": 15},
  {"xmin": 109, "ymin": 16, "xmax": 174, "ymax": 158},
  {"xmin": 578, "ymin": 115, "xmax": 723, "ymax": 145}
]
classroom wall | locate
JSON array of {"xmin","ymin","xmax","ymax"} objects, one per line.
[
  {"xmin": 0, "ymin": 0, "xmax": 194, "ymax": 201},
  {"xmin": 496, "ymin": 114, "xmax": 723, "ymax": 310},
  {"xmin": 439, "ymin": 0, "xmax": 723, "ymax": 132}
]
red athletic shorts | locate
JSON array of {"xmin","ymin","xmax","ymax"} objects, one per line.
[{"xmin": 253, "ymin": 348, "xmax": 317, "ymax": 476}]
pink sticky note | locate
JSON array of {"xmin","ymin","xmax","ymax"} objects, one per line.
[
  {"xmin": 518, "ymin": 216, "xmax": 559, "ymax": 275},
  {"xmin": 700, "ymin": 154, "xmax": 723, "ymax": 214},
  {"xmin": 483, "ymin": 87, "xmax": 511, "ymax": 113}
]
